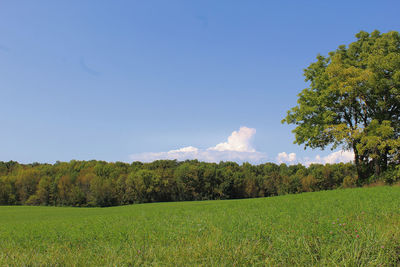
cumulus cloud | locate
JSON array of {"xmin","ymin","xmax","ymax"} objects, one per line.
[
  {"xmin": 130, "ymin": 126, "xmax": 356, "ymax": 165},
  {"xmin": 308, "ymin": 150, "xmax": 354, "ymax": 165},
  {"xmin": 209, "ymin": 127, "xmax": 256, "ymax": 152},
  {"xmin": 129, "ymin": 127, "xmax": 267, "ymax": 163},
  {"xmin": 276, "ymin": 152, "xmax": 297, "ymax": 164},
  {"xmin": 277, "ymin": 150, "xmax": 354, "ymax": 166}
]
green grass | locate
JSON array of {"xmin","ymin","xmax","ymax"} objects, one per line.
[{"xmin": 0, "ymin": 186, "xmax": 399, "ymax": 266}]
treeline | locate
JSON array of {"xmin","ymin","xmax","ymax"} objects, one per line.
[{"xmin": 0, "ymin": 160, "xmax": 397, "ymax": 207}]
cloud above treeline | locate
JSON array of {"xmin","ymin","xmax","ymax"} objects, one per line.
[
  {"xmin": 129, "ymin": 127, "xmax": 267, "ymax": 163},
  {"xmin": 277, "ymin": 150, "xmax": 354, "ymax": 166},
  {"xmin": 129, "ymin": 126, "xmax": 355, "ymax": 165}
]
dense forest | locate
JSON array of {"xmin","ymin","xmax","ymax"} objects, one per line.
[{"xmin": 0, "ymin": 159, "xmax": 398, "ymax": 207}]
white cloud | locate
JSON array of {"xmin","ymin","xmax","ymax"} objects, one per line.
[
  {"xmin": 130, "ymin": 127, "xmax": 356, "ymax": 165},
  {"xmin": 208, "ymin": 127, "xmax": 256, "ymax": 152},
  {"xmin": 276, "ymin": 152, "xmax": 297, "ymax": 164},
  {"xmin": 168, "ymin": 146, "xmax": 198, "ymax": 154},
  {"xmin": 129, "ymin": 127, "xmax": 267, "ymax": 163},
  {"xmin": 276, "ymin": 150, "xmax": 354, "ymax": 166},
  {"xmin": 309, "ymin": 150, "xmax": 354, "ymax": 165}
]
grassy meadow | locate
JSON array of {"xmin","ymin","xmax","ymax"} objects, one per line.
[{"xmin": 0, "ymin": 186, "xmax": 399, "ymax": 266}]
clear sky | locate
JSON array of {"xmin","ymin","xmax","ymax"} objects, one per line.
[{"xmin": 1, "ymin": 0, "xmax": 399, "ymax": 164}]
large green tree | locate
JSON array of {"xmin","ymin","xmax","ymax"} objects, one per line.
[{"xmin": 283, "ymin": 30, "xmax": 400, "ymax": 182}]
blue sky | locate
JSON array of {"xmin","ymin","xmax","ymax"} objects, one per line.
[{"xmin": 1, "ymin": 0, "xmax": 399, "ymax": 164}]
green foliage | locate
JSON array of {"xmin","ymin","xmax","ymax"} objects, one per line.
[
  {"xmin": 283, "ymin": 30, "xmax": 400, "ymax": 181},
  {"xmin": 0, "ymin": 177, "xmax": 16, "ymax": 205},
  {"xmin": 0, "ymin": 155, "xmax": 392, "ymax": 208},
  {"xmin": 0, "ymin": 160, "xmax": 366, "ymax": 207},
  {"xmin": 14, "ymin": 168, "xmax": 41, "ymax": 203},
  {"xmin": 0, "ymin": 187, "xmax": 399, "ymax": 266}
]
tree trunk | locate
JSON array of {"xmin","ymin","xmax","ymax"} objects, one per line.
[
  {"xmin": 373, "ymin": 149, "xmax": 388, "ymax": 177},
  {"xmin": 382, "ymin": 148, "xmax": 388, "ymax": 173},
  {"xmin": 353, "ymin": 144, "xmax": 366, "ymax": 185},
  {"xmin": 374, "ymin": 157, "xmax": 381, "ymax": 176}
]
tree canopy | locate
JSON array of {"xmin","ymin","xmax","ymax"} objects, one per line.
[
  {"xmin": 283, "ymin": 30, "xmax": 400, "ymax": 182},
  {"xmin": 0, "ymin": 160, "xmax": 358, "ymax": 207}
]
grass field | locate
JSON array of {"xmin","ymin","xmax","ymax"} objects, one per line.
[{"xmin": 0, "ymin": 186, "xmax": 399, "ymax": 266}]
